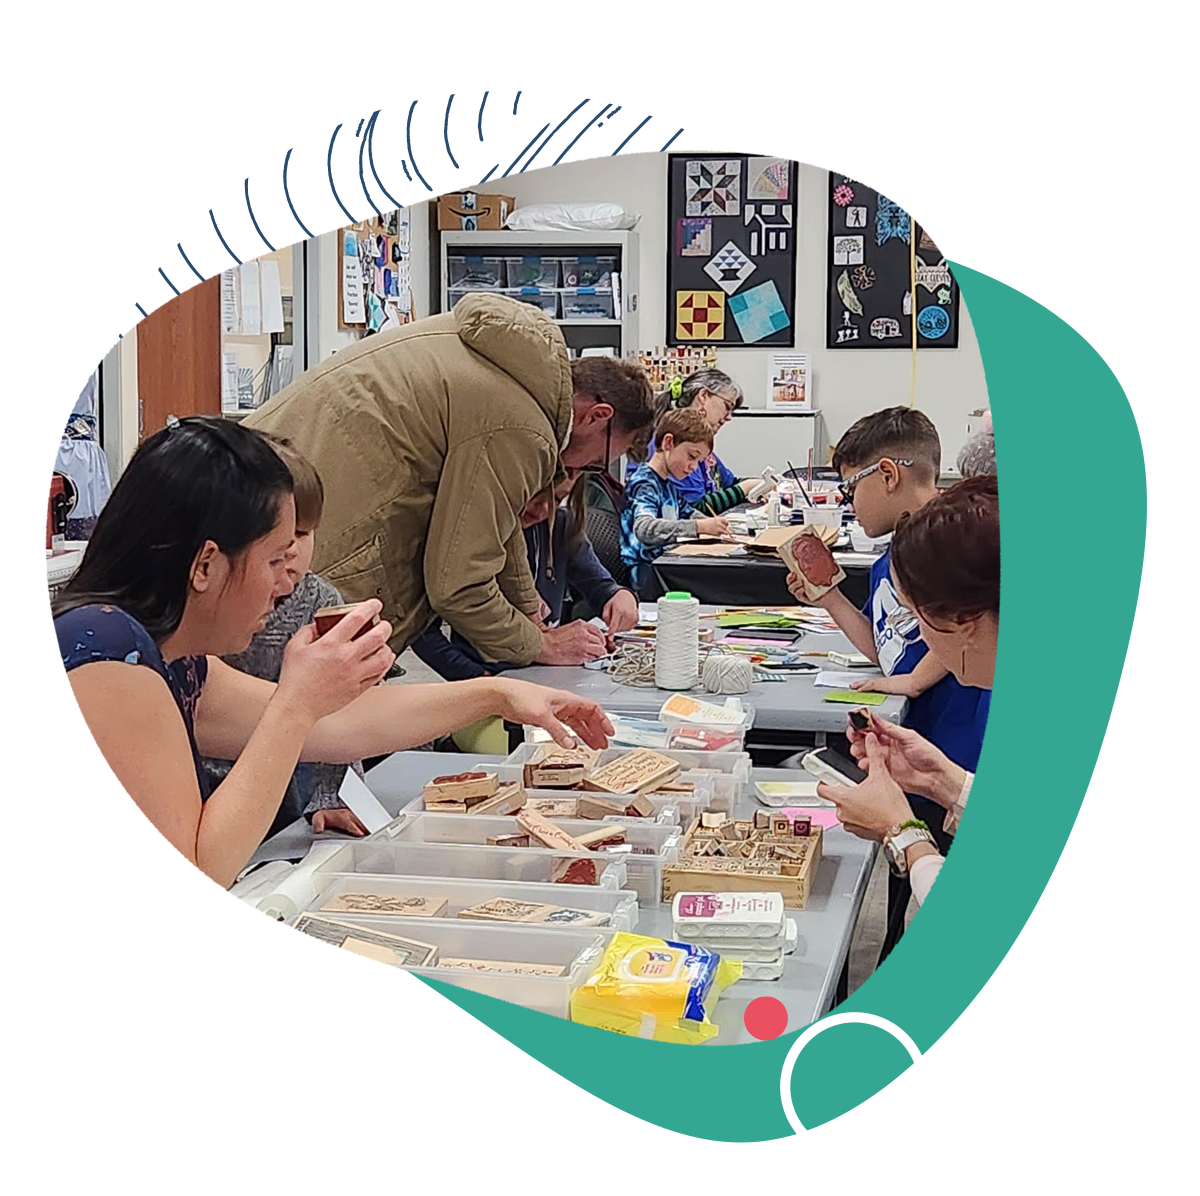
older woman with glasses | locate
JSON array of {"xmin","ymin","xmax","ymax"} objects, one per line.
[{"xmin": 817, "ymin": 476, "xmax": 1000, "ymax": 913}]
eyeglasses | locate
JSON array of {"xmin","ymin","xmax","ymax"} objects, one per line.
[
  {"xmin": 838, "ymin": 458, "xmax": 914, "ymax": 502},
  {"xmin": 578, "ymin": 420, "xmax": 613, "ymax": 475}
]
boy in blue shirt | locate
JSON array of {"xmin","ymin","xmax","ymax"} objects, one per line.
[
  {"xmin": 620, "ymin": 408, "xmax": 732, "ymax": 593},
  {"xmin": 787, "ymin": 407, "xmax": 990, "ymax": 953}
]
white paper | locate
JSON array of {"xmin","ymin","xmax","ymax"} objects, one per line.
[
  {"xmin": 259, "ymin": 259, "xmax": 284, "ymax": 334},
  {"xmin": 220, "ymin": 270, "xmax": 239, "ymax": 334},
  {"xmin": 768, "ymin": 352, "xmax": 812, "ymax": 411},
  {"xmin": 239, "ymin": 261, "xmax": 261, "ymax": 336},
  {"xmin": 337, "ymin": 769, "xmax": 391, "ymax": 834},
  {"xmin": 341, "ymin": 231, "xmax": 366, "ymax": 325},
  {"xmin": 811, "ymin": 666, "xmax": 878, "ymax": 686},
  {"xmin": 221, "ymin": 352, "xmax": 239, "ymax": 412}
]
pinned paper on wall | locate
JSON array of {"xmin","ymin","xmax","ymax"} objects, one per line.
[
  {"xmin": 220, "ymin": 352, "xmax": 239, "ymax": 412},
  {"xmin": 685, "ymin": 158, "xmax": 741, "ymax": 216},
  {"xmin": 238, "ymin": 261, "xmax": 261, "ymax": 336},
  {"xmin": 259, "ymin": 259, "xmax": 285, "ymax": 334},
  {"xmin": 341, "ymin": 231, "xmax": 366, "ymax": 326},
  {"xmin": 220, "ymin": 270, "xmax": 239, "ymax": 334},
  {"xmin": 676, "ymin": 290, "xmax": 726, "ymax": 340},
  {"xmin": 728, "ymin": 281, "xmax": 790, "ymax": 344}
]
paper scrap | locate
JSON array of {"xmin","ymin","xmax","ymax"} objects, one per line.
[
  {"xmin": 220, "ymin": 269, "xmax": 239, "ymax": 333},
  {"xmin": 221, "ymin": 353, "xmax": 239, "ymax": 413},
  {"xmin": 238, "ymin": 262, "xmax": 261, "ymax": 336},
  {"xmin": 336, "ymin": 769, "xmax": 391, "ymax": 834},
  {"xmin": 782, "ymin": 806, "xmax": 841, "ymax": 828},
  {"xmin": 814, "ymin": 671, "xmax": 880, "ymax": 688},
  {"xmin": 823, "ymin": 690, "xmax": 888, "ymax": 705}
]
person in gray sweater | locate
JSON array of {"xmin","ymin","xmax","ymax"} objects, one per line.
[{"xmin": 201, "ymin": 438, "xmax": 367, "ymax": 842}]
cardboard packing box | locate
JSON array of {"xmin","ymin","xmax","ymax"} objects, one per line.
[{"xmin": 436, "ymin": 192, "xmax": 516, "ymax": 231}]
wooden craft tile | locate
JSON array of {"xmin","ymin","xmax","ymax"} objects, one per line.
[{"xmin": 582, "ymin": 749, "xmax": 680, "ymax": 797}]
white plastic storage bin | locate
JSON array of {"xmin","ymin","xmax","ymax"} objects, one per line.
[
  {"xmin": 311, "ymin": 840, "xmax": 629, "ymax": 891},
  {"xmin": 524, "ymin": 705, "xmax": 755, "ymax": 755},
  {"xmin": 447, "ymin": 255, "xmax": 505, "ymax": 289},
  {"xmin": 560, "ymin": 288, "xmax": 614, "ymax": 320},
  {"xmin": 308, "ymin": 874, "xmax": 639, "ymax": 931},
  {"xmin": 560, "ymin": 255, "xmax": 616, "ymax": 288},
  {"xmin": 508, "ymin": 287, "xmax": 559, "ymax": 316},
  {"xmin": 289, "ymin": 914, "xmax": 603, "ymax": 1018},
  {"xmin": 389, "ymin": 813, "xmax": 680, "ymax": 905},
  {"xmin": 505, "ymin": 256, "xmax": 559, "ymax": 288}
]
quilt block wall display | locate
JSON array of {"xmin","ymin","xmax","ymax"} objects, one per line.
[
  {"xmin": 668, "ymin": 154, "xmax": 798, "ymax": 347},
  {"xmin": 825, "ymin": 172, "xmax": 961, "ymax": 349}
]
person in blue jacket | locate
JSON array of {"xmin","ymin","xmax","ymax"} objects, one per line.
[
  {"xmin": 412, "ymin": 479, "xmax": 640, "ymax": 679},
  {"xmin": 641, "ymin": 368, "xmax": 755, "ymax": 515}
]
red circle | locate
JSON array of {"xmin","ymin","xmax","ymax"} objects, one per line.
[{"xmin": 743, "ymin": 996, "xmax": 789, "ymax": 1040}]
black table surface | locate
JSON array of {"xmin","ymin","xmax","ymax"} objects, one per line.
[{"xmin": 648, "ymin": 551, "xmax": 872, "ymax": 609}]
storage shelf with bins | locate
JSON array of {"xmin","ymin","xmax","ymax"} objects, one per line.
[{"xmin": 439, "ymin": 230, "xmax": 639, "ymax": 358}]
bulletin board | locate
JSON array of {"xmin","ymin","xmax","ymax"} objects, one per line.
[
  {"xmin": 666, "ymin": 154, "xmax": 798, "ymax": 348},
  {"xmin": 825, "ymin": 174, "xmax": 960, "ymax": 349},
  {"xmin": 338, "ymin": 207, "xmax": 414, "ymax": 333}
]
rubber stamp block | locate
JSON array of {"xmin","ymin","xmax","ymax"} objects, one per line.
[
  {"xmin": 293, "ymin": 916, "xmax": 438, "ymax": 965},
  {"xmin": 486, "ymin": 833, "xmax": 531, "ymax": 847},
  {"xmin": 582, "ymin": 749, "xmax": 680, "ymax": 797},
  {"xmin": 313, "ymin": 603, "xmax": 382, "ymax": 640},
  {"xmin": 574, "ymin": 825, "xmax": 627, "ymax": 851},
  {"xmin": 319, "ymin": 893, "xmax": 448, "ymax": 917},
  {"xmin": 437, "ymin": 958, "xmax": 566, "ymax": 977},
  {"xmin": 550, "ymin": 856, "xmax": 598, "ymax": 885},
  {"xmin": 776, "ymin": 526, "xmax": 846, "ymax": 602},
  {"xmin": 467, "ymin": 783, "xmax": 526, "ymax": 816},
  {"xmin": 575, "ymin": 795, "xmax": 627, "ymax": 821},
  {"xmin": 517, "ymin": 809, "xmax": 588, "ymax": 853},
  {"xmin": 624, "ymin": 794, "xmax": 657, "ymax": 819},
  {"xmin": 458, "ymin": 898, "xmax": 609, "ymax": 927},
  {"xmin": 423, "ymin": 771, "xmax": 498, "ymax": 806}
]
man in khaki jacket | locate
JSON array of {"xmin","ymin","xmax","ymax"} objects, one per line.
[{"xmin": 247, "ymin": 293, "xmax": 652, "ymax": 667}]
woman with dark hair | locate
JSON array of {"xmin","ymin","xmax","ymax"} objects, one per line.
[
  {"xmin": 54, "ymin": 418, "xmax": 612, "ymax": 888},
  {"xmin": 816, "ymin": 476, "xmax": 999, "ymax": 911}
]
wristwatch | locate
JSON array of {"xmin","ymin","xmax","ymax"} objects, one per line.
[{"xmin": 883, "ymin": 819, "xmax": 936, "ymax": 878}]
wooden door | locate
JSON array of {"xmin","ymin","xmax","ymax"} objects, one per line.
[{"xmin": 136, "ymin": 276, "xmax": 221, "ymax": 440}]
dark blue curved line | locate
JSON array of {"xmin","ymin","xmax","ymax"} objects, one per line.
[
  {"xmin": 502, "ymin": 123, "xmax": 549, "ymax": 178},
  {"xmin": 327, "ymin": 124, "xmax": 358, "ymax": 223},
  {"xmin": 158, "ymin": 267, "xmax": 180, "ymax": 296},
  {"xmin": 444, "ymin": 94, "xmax": 459, "ymax": 168},
  {"xmin": 479, "ymin": 163, "xmax": 499, "ymax": 184},
  {"xmin": 554, "ymin": 102, "xmax": 609, "ymax": 166},
  {"xmin": 660, "ymin": 128, "xmax": 684, "ymax": 152},
  {"xmin": 209, "ymin": 209, "xmax": 242, "ymax": 265},
  {"xmin": 177, "ymin": 242, "xmax": 205, "ymax": 282},
  {"xmin": 244, "ymin": 178, "xmax": 276, "ymax": 251},
  {"xmin": 282, "ymin": 149, "xmax": 315, "ymax": 238},
  {"xmin": 401, "ymin": 160, "xmax": 412, "ymax": 182},
  {"xmin": 513, "ymin": 91, "xmax": 521, "ymax": 115},
  {"xmin": 406, "ymin": 100, "xmax": 432, "ymax": 192},
  {"xmin": 522, "ymin": 98, "xmax": 589, "ymax": 173},
  {"xmin": 612, "ymin": 114, "xmax": 651, "ymax": 156},
  {"xmin": 356, "ymin": 126, "xmax": 382, "ymax": 220},
  {"xmin": 355, "ymin": 118, "xmax": 364, "ymax": 136},
  {"xmin": 608, "ymin": 105, "xmax": 622, "ymax": 119},
  {"xmin": 478, "ymin": 91, "xmax": 487, "ymax": 141},
  {"xmin": 135, "ymin": 303, "xmax": 148, "ymax": 318},
  {"xmin": 365, "ymin": 111, "xmax": 404, "ymax": 209}
]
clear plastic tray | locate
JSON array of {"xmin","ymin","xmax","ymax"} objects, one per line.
[
  {"xmin": 389, "ymin": 813, "xmax": 680, "ymax": 905},
  {"xmin": 560, "ymin": 288, "xmax": 614, "ymax": 320},
  {"xmin": 560, "ymin": 255, "xmax": 616, "ymax": 288},
  {"xmin": 447, "ymin": 255, "xmax": 505, "ymax": 289},
  {"xmin": 311, "ymin": 839, "xmax": 629, "ymax": 891},
  {"xmin": 507, "ymin": 287, "xmax": 559, "ymax": 316},
  {"xmin": 308, "ymin": 873, "xmax": 639, "ymax": 931},
  {"xmin": 505, "ymin": 256, "xmax": 559, "ymax": 288},
  {"xmin": 525, "ymin": 704, "xmax": 754, "ymax": 754},
  {"xmin": 500, "ymin": 743, "xmax": 733, "ymax": 813},
  {"xmin": 289, "ymin": 913, "xmax": 604, "ymax": 1018}
]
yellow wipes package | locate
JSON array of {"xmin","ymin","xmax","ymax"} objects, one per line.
[{"xmin": 570, "ymin": 932, "xmax": 741, "ymax": 1044}]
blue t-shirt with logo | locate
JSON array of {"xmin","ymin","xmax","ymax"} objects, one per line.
[{"xmin": 865, "ymin": 546, "xmax": 990, "ymax": 772}]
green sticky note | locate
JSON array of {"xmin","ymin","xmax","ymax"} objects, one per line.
[{"xmin": 823, "ymin": 690, "xmax": 888, "ymax": 705}]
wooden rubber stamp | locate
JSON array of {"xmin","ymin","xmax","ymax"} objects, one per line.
[
  {"xmin": 313, "ymin": 603, "xmax": 382, "ymax": 640},
  {"xmin": 582, "ymin": 749, "xmax": 680, "ymax": 797}
]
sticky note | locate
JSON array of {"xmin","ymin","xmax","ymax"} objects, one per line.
[{"xmin": 822, "ymin": 690, "xmax": 888, "ymax": 705}]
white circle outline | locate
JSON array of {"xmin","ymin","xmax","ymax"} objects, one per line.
[{"xmin": 779, "ymin": 1012, "xmax": 922, "ymax": 1135}]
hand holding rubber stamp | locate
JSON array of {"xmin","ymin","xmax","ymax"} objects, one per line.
[
  {"xmin": 780, "ymin": 526, "xmax": 846, "ymax": 602},
  {"xmin": 276, "ymin": 598, "xmax": 395, "ymax": 723}
]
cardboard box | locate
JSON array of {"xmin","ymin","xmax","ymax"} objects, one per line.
[{"xmin": 436, "ymin": 192, "xmax": 515, "ymax": 231}]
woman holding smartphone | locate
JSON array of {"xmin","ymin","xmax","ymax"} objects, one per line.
[
  {"xmin": 54, "ymin": 418, "xmax": 611, "ymax": 889},
  {"xmin": 816, "ymin": 476, "xmax": 998, "ymax": 908}
]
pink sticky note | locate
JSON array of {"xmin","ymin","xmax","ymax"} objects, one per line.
[{"xmin": 782, "ymin": 806, "xmax": 841, "ymax": 829}]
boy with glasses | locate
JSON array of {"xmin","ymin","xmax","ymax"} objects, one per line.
[{"xmin": 787, "ymin": 407, "xmax": 991, "ymax": 952}]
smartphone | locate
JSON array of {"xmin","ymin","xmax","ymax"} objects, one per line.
[{"xmin": 801, "ymin": 747, "xmax": 867, "ymax": 787}]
